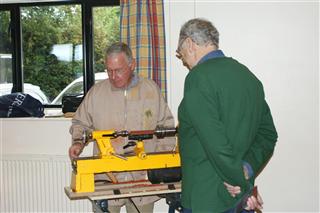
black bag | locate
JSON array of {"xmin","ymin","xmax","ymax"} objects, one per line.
[
  {"xmin": 0, "ymin": 93, "xmax": 44, "ymax": 118},
  {"xmin": 62, "ymin": 95, "xmax": 83, "ymax": 113}
]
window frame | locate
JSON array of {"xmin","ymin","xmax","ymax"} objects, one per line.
[{"xmin": 0, "ymin": 0, "xmax": 120, "ymax": 108}]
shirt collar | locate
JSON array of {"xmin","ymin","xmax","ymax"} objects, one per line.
[
  {"xmin": 197, "ymin": 49, "xmax": 225, "ymax": 65},
  {"xmin": 128, "ymin": 72, "xmax": 139, "ymax": 89}
]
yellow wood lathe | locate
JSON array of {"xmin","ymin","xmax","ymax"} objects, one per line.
[{"xmin": 70, "ymin": 126, "xmax": 180, "ymax": 193}]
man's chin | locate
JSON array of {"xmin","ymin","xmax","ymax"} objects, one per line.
[{"xmin": 112, "ymin": 82, "xmax": 125, "ymax": 89}]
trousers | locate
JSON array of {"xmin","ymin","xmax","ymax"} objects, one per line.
[{"xmin": 108, "ymin": 199, "xmax": 154, "ymax": 213}]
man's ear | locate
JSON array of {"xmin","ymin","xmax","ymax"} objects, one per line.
[
  {"xmin": 185, "ymin": 37, "xmax": 191, "ymax": 49},
  {"xmin": 130, "ymin": 58, "xmax": 136, "ymax": 70},
  {"xmin": 185, "ymin": 37, "xmax": 195, "ymax": 54}
]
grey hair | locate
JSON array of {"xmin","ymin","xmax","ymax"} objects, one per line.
[
  {"xmin": 178, "ymin": 18, "xmax": 219, "ymax": 49},
  {"xmin": 105, "ymin": 42, "xmax": 133, "ymax": 63}
]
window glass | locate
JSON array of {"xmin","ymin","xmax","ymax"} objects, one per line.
[
  {"xmin": 51, "ymin": 81, "xmax": 83, "ymax": 105},
  {"xmin": 93, "ymin": 6, "xmax": 120, "ymax": 75},
  {"xmin": 21, "ymin": 5, "xmax": 83, "ymax": 104},
  {"xmin": 0, "ymin": 10, "xmax": 13, "ymax": 96},
  {"xmin": 50, "ymin": 6, "xmax": 120, "ymax": 105},
  {"xmin": 51, "ymin": 73, "xmax": 108, "ymax": 105}
]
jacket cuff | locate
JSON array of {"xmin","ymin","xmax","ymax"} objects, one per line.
[{"xmin": 243, "ymin": 161, "xmax": 254, "ymax": 179}]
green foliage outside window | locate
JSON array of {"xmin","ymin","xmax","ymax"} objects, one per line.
[
  {"xmin": 21, "ymin": 5, "xmax": 83, "ymax": 101},
  {"xmin": 93, "ymin": 7, "xmax": 120, "ymax": 73},
  {"xmin": 0, "ymin": 11, "xmax": 11, "ymax": 54},
  {"xmin": 0, "ymin": 11, "xmax": 12, "ymax": 83}
]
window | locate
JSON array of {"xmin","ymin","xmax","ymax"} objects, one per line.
[
  {"xmin": 0, "ymin": 1, "xmax": 119, "ymax": 108},
  {"xmin": 21, "ymin": 5, "xmax": 83, "ymax": 104},
  {"xmin": 0, "ymin": 10, "xmax": 13, "ymax": 93}
]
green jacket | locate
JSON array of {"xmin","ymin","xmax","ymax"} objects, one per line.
[{"xmin": 178, "ymin": 57, "xmax": 277, "ymax": 212}]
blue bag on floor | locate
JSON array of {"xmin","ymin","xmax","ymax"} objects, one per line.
[{"xmin": 0, "ymin": 93, "xmax": 44, "ymax": 118}]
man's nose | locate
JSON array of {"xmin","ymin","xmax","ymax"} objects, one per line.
[
  {"xmin": 110, "ymin": 72, "xmax": 116, "ymax": 79},
  {"xmin": 108, "ymin": 71, "xmax": 116, "ymax": 80}
]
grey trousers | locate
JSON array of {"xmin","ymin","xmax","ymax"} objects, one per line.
[{"xmin": 108, "ymin": 199, "xmax": 154, "ymax": 213}]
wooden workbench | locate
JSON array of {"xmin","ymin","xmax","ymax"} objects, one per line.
[{"xmin": 65, "ymin": 180, "xmax": 181, "ymax": 201}]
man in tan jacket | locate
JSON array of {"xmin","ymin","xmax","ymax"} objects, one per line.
[{"xmin": 68, "ymin": 42, "xmax": 176, "ymax": 213}]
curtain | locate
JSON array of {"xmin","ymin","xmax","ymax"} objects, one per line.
[{"xmin": 120, "ymin": 0, "xmax": 167, "ymax": 98}]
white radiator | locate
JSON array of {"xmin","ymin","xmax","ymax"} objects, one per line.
[{"xmin": 0, "ymin": 155, "xmax": 92, "ymax": 212}]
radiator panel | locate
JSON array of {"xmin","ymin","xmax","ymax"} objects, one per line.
[{"xmin": 1, "ymin": 155, "xmax": 91, "ymax": 212}]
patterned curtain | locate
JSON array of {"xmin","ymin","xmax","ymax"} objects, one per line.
[{"xmin": 120, "ymin": 0, "xmax": 167, "ymax": 98}]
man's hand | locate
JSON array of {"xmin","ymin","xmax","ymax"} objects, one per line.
[
  {"xmin": 223, "ymin": 182, "xmax": 263, "ymax": 211},
  {"xmin": 223, "ymin": 182, "xmax": 241, "ymax": 197},
  {"xmin": 223, "ymin": 163, "xmax": 251, "ymax": 197},
  {"xmin": 245, "ymin": 193, "xmax": 263, "ymax": 211},
  {"xmin": 68, "ymin": 142, "xmax": 84, "ymax": 159}
]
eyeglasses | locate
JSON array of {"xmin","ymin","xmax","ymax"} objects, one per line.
[
  {"xmin": 176, "ymin": 37, "xmax": 189, "ymax": 60},
  {"xmin": 105, "ymin": 65, "xmax": 130, "ymax": 77},
  {"xmin": 176, "ymin": 37, "xmax": 187, "ymax": 54}
]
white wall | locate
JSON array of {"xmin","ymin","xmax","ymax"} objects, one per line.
[
  {"xmin": 1, "ymin": 118, "xmax": 71, "ymax": 155},
  {"xmin": 164, "ymin": 0, "xmax": 319, "ymax": 212},
  {"xmin": 0, "ymin": 118, "xmax": 93, "ymax": 212}
]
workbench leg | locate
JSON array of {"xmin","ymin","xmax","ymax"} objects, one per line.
[
  {"xmin": 168, "ymin": 205, "xmax": 176, "ymax": 213},
  {"xmin": 166, "ymin": 193, "xmax": 182, "ymax": 213}
]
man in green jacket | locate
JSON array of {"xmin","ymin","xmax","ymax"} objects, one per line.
[{"xmin": 176, "ymin": 18, "xmax": 278, "ymax": 213}]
